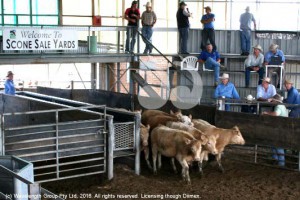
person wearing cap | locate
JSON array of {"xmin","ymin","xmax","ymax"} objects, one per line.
[
  {"xmin": 283, "ymin": 79, "xmax": 300, "ymax": 118},
  {"xmin": 214, "ymin": 73, "xmax": 240, "ymax": 111},
  {"xmin": 264, "ymin": 44, "xmax": 286, "ymax": 88},
  {"xmin": 124, "ymin": 1, "xmax": 140, "ymax": 53},
  {"xmin": 239, "ymin": 6, "xmax": 256, "ymax": 56},
  {"xmin": 256, "ymin": 77, "xmax": 276, "ymax": 102},
  {"xmin": 262, "ymin": 94, "xmax": 287, "ymax": 167},
  {"xmin": 244, "ymin": 44, "xmax": 264, "ymax": 87},
  {"xmin": 176, "ymin": 1, "xmax": 192, "ymax": 54},
  {"xmin": 141, "ymin": 2, "xmax": 157, "ymax": 55},
  {"xmin": 198, "ymin": 43, "xmax": 222, "ymax": 86},
  {"xmin": 4, "ymin": 71, "xmax": 16, "ymax": 95},
  {"xmin": 200, "ymin": 6, "xmax": 216, "ymax": 51}
]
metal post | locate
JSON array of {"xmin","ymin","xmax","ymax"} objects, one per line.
[
  {"xmin": 134, "ymin": 113, "xmax": 141, "ymax": 175},
  {"xmin": 117, "ymin": 31, "xmax": 120, "ymax": 53},
  {"xmin": 254, "ymin": 144, "xmax": 258, "ymax": 163},
  {"xmin": 107, "ymin": 116, "xmax": 114, "ymax": 180},
  {"xmin": 117, "ymin": 63, "xmax": 121, "ymax": 93},
  {"xmin": 55, "ymin": 111, "xmax": 59, "ymax": 179},
  {"xmin": 29, "ymin": 183, "xmax": 41, "ymax": 200},
  {"xmin": 1, "ymin": 115, "xmax": 5, "ymax": 156},
  {"xmin": 257, "ymin": 102, "xmax": 260, "ymax": 115},
  {"xmin": 298, "ymin": 151, "xmax": 300, "ymax": 172}
]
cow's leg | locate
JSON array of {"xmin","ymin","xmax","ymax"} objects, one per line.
[
  {"xmin": 216, "ymin": 153, "xmax": 224, "ymax": 173},
  {"xmin": 158, "ymin": 152, "xmax": 162, "ymax": 170},
  {"xmin": 144, "ymin": 147, "xmax": 152, "ymax": 170},
  {"xmin": 178, "ymin": 159, "xmax": 191, "ymax": 185},
  {"xmin": 198, "ymin": 151, "xmax": 206, "ymax": 176},
  {"xmin": 152, "ymin": 145, "xmax": 158, "ymax": 175},
  {"xmin": 171, "ymin": 158, "xmax": 178, "ymax": 174}
]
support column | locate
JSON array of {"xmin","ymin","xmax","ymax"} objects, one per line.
[
  {"xmin": 91, "ymin": 63, "xmax": 97, "ymax": 89},
  {"xmin": 117, "ymin": 63, "xmax": 121, "ymax": 92}
]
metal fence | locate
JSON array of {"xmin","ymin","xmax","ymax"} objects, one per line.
[{"xmin": 1, "ymin": 103, "xmax": 109, "ymax": 183}]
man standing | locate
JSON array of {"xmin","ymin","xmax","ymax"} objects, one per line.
[
  {"xmin": 201, "ymin": 6, "xmax": 216, "ymax": 51},
  {"xmin": 124, "ymin": 1, "xmax": 140, "ymax": 53},
  {"xmin": 141, "ymin": 2, "xmax": 157, "ymax": 55},
  {"xmin": 283, "ymin": 79, "xmax": 300, "ymax": 118},
  {"xmin": 4, "ymin": 71, "xmax": 16, "ymax": 95},
  {"xmin": 240, "ymin": 6, "xmax": 256, "ymax": 56},
  {"xmin": 198, "ymin": 43, "xmax": 221, "ymax": 86},
  {"xmin": 176, "ymin": 1, "xmax": 192, "ymax": 54},
  {"xmin": 244, "ymin": 44, "xmax": 264, "ymax": 87},
  {"xmin": 264, "ymin": 44, "xmax": 286, "ymax": 88},
  {"xmin": 215, "ymin": 73, "xmax": 240, "ymax": 111}
]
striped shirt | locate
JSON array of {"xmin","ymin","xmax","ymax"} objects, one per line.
[{"xmin": 141, "ymin": 11, "xmax": 157, "ymax": 26}]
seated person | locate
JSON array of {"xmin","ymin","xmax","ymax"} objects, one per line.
[
  {"xmin": 262, "ymin": 94, "xmax": 287, "ymax": 167},
  {"xmin": 214, "ymin": 73, "xmax": 240, "ymax": 111},
  {"xmin": 257, "ymin": 77, "xmax": 276, "ymax": 102},
  {"xmin": 198, "ymin": 43, "xmax": 222, "ymax": 87},
  {"xmin": 264, "ymin": 44, "xmax": 286, "ymax": 88},
  {"xmin": 244, "ymin": 44, "xmax": 264, "ymax": 88},
  {"xmin": 283, "ymin": 79, "xmax": 300, "ymax": 118}
]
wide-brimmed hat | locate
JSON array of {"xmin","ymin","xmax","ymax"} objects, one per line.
[
  {"xmin": 219, "ymin": 73, "xmax": 229, "ymax": 80},
  {"xmin": 145, "ymin": 2, "xmax": 152, "ymax": 7},
  {"xmin": 284, "ymin": 79, "xmax": 293, "ymax": 84},
  {"xmin": 180, "ymin": 1, "xmax": 187, "ymax": 6},
  {"xmin": 204, "ymin": 6, "xmax": 211, "ymax": 11},
  {"xmin": 269, "ymin": 44, "xmax": 279, "ymax": 51},
  {"xmin": 6, "ymin": 71, "xmax": 14, "ymax": 77},
  {"xmin": 272, "ymin": 94, "xmax": 283, "ymax": 103},
  {"xmin": 253, "ymin": 44, "xmax": 263, "ymax": 52},
  {"xmin": 261, "ymin": 77, "xmax": 271, "ymax": 84}
]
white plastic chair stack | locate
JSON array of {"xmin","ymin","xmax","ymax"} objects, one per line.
[{"xmin": 180, "ymin": 56, "xmax": 199, "ymax": 71}]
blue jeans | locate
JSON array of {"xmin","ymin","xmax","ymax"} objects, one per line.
[
  {"xmin": 240, "ymin": 30, "xmax": 251, "ymax": 53},
  {"xmin": 142, "ymin": 26, "xmax": 153, "ymax": 53},
  {"xmin": 201, "ymin": 28, "xmax": 216, "ymax": 51},
  {"xmin": 178, "ymin": 27, "xmax": 189, "ymax": 54},
  {"xmin": 245, "ymin": 67, "xmax": 265, "ymax": 86},
  {"xmin": 289, "ymin": 108, "xmax": 300, "ymax": 118},
  {"xmin": 205, "ymin": 57, "xmax": 220, "ymax": 83},
  {"xmin": 125, "ymin": 26, "xmax": 138, "ymax": 52},
  {"xmin": 272, "ymin": 148, "xmax": 285, "ymax": 166}
]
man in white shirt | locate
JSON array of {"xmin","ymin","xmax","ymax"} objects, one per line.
[{"xmin": 257, "ymin": 77, "xmax": 276, "ymax": 102}]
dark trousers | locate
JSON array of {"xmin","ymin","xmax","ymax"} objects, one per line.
[
  {"xmin": 178, "ymin": 27, "xmax": 189, "ymax": 54},
  {"xmin": 245, "ymin": 67, "xmax": 265, "ymax": 87},
  {"xmin": 201, "ymin": 28, "xmax": 216, "ymax": 51}
]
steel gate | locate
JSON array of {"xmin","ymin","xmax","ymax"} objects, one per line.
[{"xmin": 1, "ymin": 106, "xmax": 108, "ymax": 183}]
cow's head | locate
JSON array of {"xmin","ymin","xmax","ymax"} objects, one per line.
[
  {"xmin": 140, "ymin": 124, "xmax": 150, "ymax": 146},
  {"xmin": 171, "ymin": 110, "xmax": 193, "ymax": 126},
  {"xmin": 203, "ymin": 134, "xmax": 218, "ymax": 155},
  {"xmin": 185, "ymin": 139, "xmax": 202, "ymax": 161},
  {"xmin": 230, "ymin": 126, "xmax": 245, "ymax": 145}
]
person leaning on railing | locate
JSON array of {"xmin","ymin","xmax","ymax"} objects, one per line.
[
  {"xmin": 283, "ymin": 79, "xmax": 300, "ymax": 118},
  {"xmin": 4, "ymin": 71, "xmax": 16, "ymax": 95},
  {"xmin": 262, "ymin": 94, "xmax": 287, "ymax": 167},
  {"xmin": 256, "ymin": 77, "xmax": 276, "ymax": 102}
]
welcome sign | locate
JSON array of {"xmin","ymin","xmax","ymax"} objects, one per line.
[{"xmin": 3, "ymin": 28, "xmax": 78, "ymax": 50}]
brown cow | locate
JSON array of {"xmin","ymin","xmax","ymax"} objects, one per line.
[
  {"xmin": 192, "ymin": 119, "xmax": 216, "ymax": 132},
  {"xmin": 140, "ymin": 123, "xmax": 151, "ymax": 170},
  {"xmin": 196, "ymin": 125, "xmax": 245, "ymax": 173},
  {"xmin": 151, "ymin": 125, "xmax": 202, "ymax": 184},
  {"xmin": 142, "ymin": 109, "xmax": 193, "ymax": 130},
  {"xmin": 166, "ymin": 121, "xmax": 218, "ymax": 174}
]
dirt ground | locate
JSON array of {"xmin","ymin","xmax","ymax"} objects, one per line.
[{"xmin": 42, "ymin": 158, "xmax": 300, "ymax": 200}]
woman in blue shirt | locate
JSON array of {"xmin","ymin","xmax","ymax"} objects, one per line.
[{"xmin": 4, "ymin": 71, "xmax": 16, "ymax": 95}]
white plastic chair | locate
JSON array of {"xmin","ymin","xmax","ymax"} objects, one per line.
[
  {"xmin": 265, "ymin": 64, "xmax": 284, "ymax": 90},
  {"xmin": 180, "ymin": 56, "xmax": 199, "ymax": 71},
  {"xmin": 202, "ymin": 62, "xmax": 214, "ymax": 71}
]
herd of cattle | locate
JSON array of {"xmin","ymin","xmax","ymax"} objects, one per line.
[{"xmin": 138, "ymin": 110, "xmax": 245, "ymax": 184}]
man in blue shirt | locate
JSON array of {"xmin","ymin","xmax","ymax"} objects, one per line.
[
  {"xmin": 198, "ymin": 43, "xmax": 221, "ymax": 86},
  {"xmin": 239, "ymin": 6, "xmax": 256, "ymax": 56},
  {"xmin": 4, "ymin": 71, "xmax": 16, "ymax": 95},
  {"xmin": 283, "ymin": 79, "xmax": 300, "ymax": 118},
  {"xmin": 215, "ymin": 73, "xmax": 240, "ymax": 111},
  {"xmin": 201, "ymin": 6, "xmax": 216, "ymax": 51},
  {"xmin": 264, "ymin": 44, "xmax": 286, "ymax": 88},
  {"xmin": 256, "ymin": 77, "xmax": 276, "ymax": 102}
]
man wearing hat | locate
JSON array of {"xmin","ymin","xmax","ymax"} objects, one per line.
[
  {"xmin": 283, "ymin": 79, "xmax": 300, "ymax": 118},
  {"xmin": 262, "ymin": 94, "xmax": 287, "ymax": 167},
  {"xmin": 200, "ymin": 6, "xmax": 216, "ymax": 51},
  {"xmin": 141, "ymin": 2, "xmax": 157, "ymax": 54},
  {"xmin": 124, "ymin": 1, "xmax": 140, "ymax": 53},
  {"xmin": 176, "ymin": 1, "xmax": 192, "ymax": 54},
  {"xmin": 264, "ymin": 43, "xmax": 286, "ymax": 88},
  {"xmin": 239, "ymin": 6, "xmax": 256, "ymax": 56},
  {"xmin": 256, "ymin": 77, "xmax": 276, "ymax": 102},
  {"xmin": 4, "ymin": 71, "xmax": 16, "ymax": 95},
  {"xmin": 215, "ymin": 73, "xmax": 240, "ymax": 111},
  {"xmin": 244, "ymin": 44, "xmax": 264, "ymax": 87}
]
